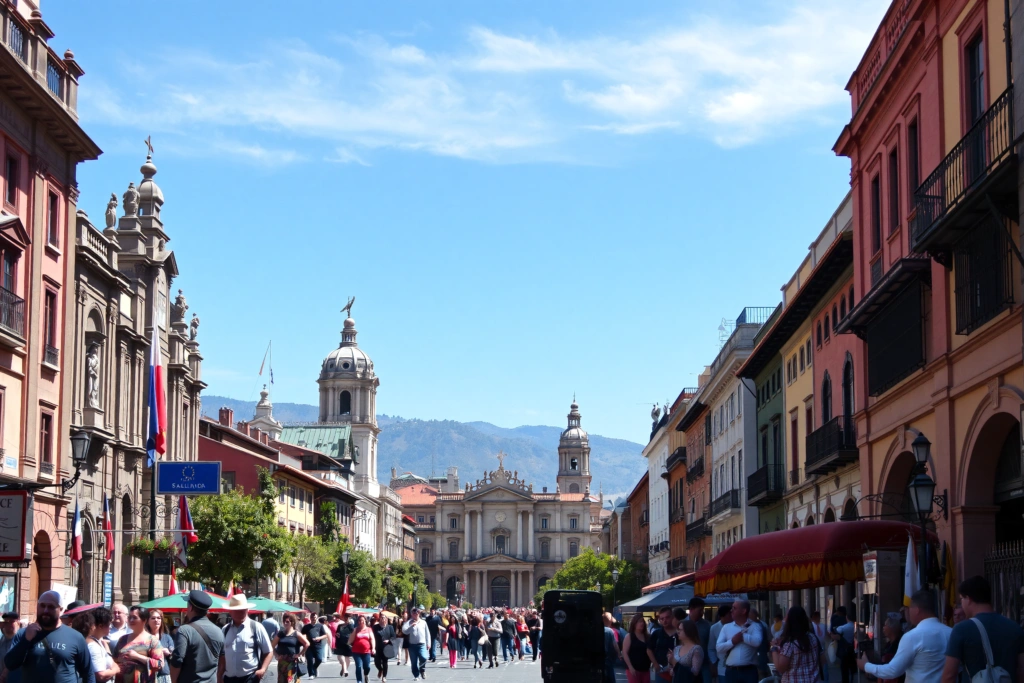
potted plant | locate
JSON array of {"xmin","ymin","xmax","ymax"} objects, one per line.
[{"xmin": 124, "ymin": 536, "xmax": 178, "ymax": 558}]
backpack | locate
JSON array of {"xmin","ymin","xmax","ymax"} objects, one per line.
[
  {"xmin": 969, "ymin": 618, "xmax": 1011, "ymax": 683},
  {"xmin": 223, "ymin": 619, "xmax": 269, "ymax": 664},
  {"xmin": 834, "ymin": 629, "xmax": 851, "ymax": 661}
]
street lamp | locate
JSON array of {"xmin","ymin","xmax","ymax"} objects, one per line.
[
  {"xmin": 62, "ymin": 430, "xmax": 92, "ymax": 493},
  {"xmin": 611, "ymin": 568, "xmax": 619, "ymax": 610},
  {"xmin": 253, "ymin": 556, "xmax": 263, "ymax": 598},
  {"xmin": 907, "ymin": 433, "xmax": 948, "ymax": 589}
]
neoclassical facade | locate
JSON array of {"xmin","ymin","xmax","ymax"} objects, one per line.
[
  {"xmin": 417, "ymin": 402, "xmax": 603, "ymax": 607},
  {"xmin": 68, "ymin": 152, "xmax": 205, "ymax": 604}
]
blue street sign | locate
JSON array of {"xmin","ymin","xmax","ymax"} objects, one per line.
[
  {"xmin": 103, "ymin": 572, "xmax": 113, "ymax": 607},
  {"xmin": 156, "ymin": 462, "xmax": 222, "ymax": 495}
]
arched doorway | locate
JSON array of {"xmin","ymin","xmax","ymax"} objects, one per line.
[
  {"xmin": 446, "ymin": 576, "xmax": 460, "ymax": 605},
  {"xmin": 993, "ymin": 422, "xmax": 1024, "ymax": 543},
  {"xmin": 491, "ymin": 576, "xmax": 510, "ymax": 606},
  {"xmin": 30, "ymin": 531, "xmax": 52, "ymax": 607}
]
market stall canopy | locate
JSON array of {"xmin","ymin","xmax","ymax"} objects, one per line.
[
  {"xmin": 642, "ymin": 572, "xmax": 694, "ymax": 594},
  {"xmin": 249, "ymin": 596, "xmax": 306, "ymax": 614},
  {"xmin": 618, "ymin": 589, "xmax": 669, "ymax": 611},
  {"xmin": 694, "ymin": 520, "xmax": 935, "ymax": 595},
  {"xmin": 140, "ymin": 592, "xmax": 230, "ymax": 612}
]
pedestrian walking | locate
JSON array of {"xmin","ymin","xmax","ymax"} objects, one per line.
[
  {"xmin": 111, "ymin": 606, "xmax": 163, "ymax": 683},
  {"xmin": 500, "ymin": 611, "xmax": 516, "ymax": 663},
  {"xmin": 271, "ymin": 614, "xmax": 309, "ymax": 683},
  {"xmin": 335, "ymin": 617, "xmax": 354, "ymax": 677},
  {"xmin": 372, "ymin": 615, "xmax": 394, "ymax": 682},
  {"xmin": 3, "ymin": 590, "xmax": 94, "ymax": 683},
  {"xmin": 484, "ymin": 614, "xmax": 502, "ymax": 668},
  {"xmin": 446, "ymin": 618, "xmax": 458, "ymax": 668},
  {"xmin": 424, "ymin": 609, "xmax": 440, "ymax": 663},
  {"xmin": 830, "ymin": 607, "xmax": 856, "ymax": 683},
  {"xmin": 623, "ymin": 614, "xmax": 651, "ymax": 683},
  {"xmin": 218, "ymin": 594, "xmax": 273, "ymax": 683},
  {"xmin": 468, "ymin": 616, "xmax": 487, "ymax": 669},
  {"xmin": 261, "ymin": 615, "xmax": 280, "ymax": 643},
  {"xmin": 168, "ymin": 591, "xmax": 225, "ymax": 683},
  {"xmin": 527, "ymin": 610, "xmax": 542, "ymax": 662},
  {"xmin": 401, "ymin": 608, "xmax": 430, "ymax": 680},
  {"xmin": 942, "ymin": 575, "xmax": 1024, "ymax": 683},
  {"xmin": 669, "ymin": 618, "xmax": 704, "ymax": 683},
  {"xmin": 72, "ymin": 609, "xmax": 119, "ymax": 683},
  {"xmin": 0, "ymin": 611, "xmax": 20, "ymax": 683},
  {"xmin": 144, "ymin": 609, "xmax": 173, "ymax": 683},
  {"xmin": 304, "ymin": 616, "xmax": 329, "ymax": 679},
  {"xmin": 714, "ymin": 599, "xmax": 762, "ymax": 683},
  {"xmin": 769, "ymin": 606, "xmax": 825, "ymax": 683},
  {"xmin": 603, "ymin": 613, "xmax": 622, "ymax": 683},
  {"xmin": 707, "ymin": 606, "xmax": 732, "ymax": 683},
  {"xmin": 347, "ymin": 615, "xmax": 374, "ymax": 683}
]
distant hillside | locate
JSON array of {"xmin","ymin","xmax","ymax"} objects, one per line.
[{"xmin": 203, "ymin": 395, "xmax": 645, "ymax": 495}]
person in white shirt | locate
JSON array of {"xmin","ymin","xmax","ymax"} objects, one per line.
[
  {"xmin": 402, "ymin": 608, "xmax": 430, "ymax": 681},
  {"xmin": 715, "ymin": 599, "xmax": 762, "ymax": 683},
  {"xmin": 707, "ymin": 606, "xmax": 732, "ymax": 681},
  {"xmin": 858, "ymin": 589, "xmax": 950, "ymax": 683},
  {"xmin": 217, "ymin": 595, "xmax": 274, "ymax": 683},
  {"xmin": 106, "ymin": 603, "xmax": 130, "ymax": 645},
  {"xmin": 810, "ymin": 611, "xmax": 829, "ymax": 682}
]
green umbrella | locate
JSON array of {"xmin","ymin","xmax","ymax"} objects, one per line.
[
  {"xmin": 248, "ymin": 596, "xmax": 307, "ymax": 614},
  {"xmin": 139, "ymin": 592, "xmax": 229, "ymax": 612}
]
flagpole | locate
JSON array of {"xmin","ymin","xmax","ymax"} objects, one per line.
[{"xmin": 148, "ymin": 459, "xmax": 157, "ymax": 601}]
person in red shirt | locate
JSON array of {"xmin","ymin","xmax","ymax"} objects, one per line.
[{"xmin": 348, "ymin": 615, "xmax": 375, "ymax": 683}]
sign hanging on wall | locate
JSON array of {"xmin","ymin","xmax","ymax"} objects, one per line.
[
  {"xmin": 0, "ymin": 492, "xmax": 28, "ymax": 562},
  {"xmin": 156, "ymin": 462, "xmax": 221, "ymax": 495}
]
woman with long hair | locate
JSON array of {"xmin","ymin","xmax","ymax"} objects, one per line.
[
  {"xmin": 112, "ymin": 606, "xmax": 163, "ymax": 683},
  {"xmin": 372, "ymin": 614, "xmax": 395, "ymax": 682},
  {"xmin": 73, "ymin": 610, "xmax": 120, "ymax": 683},
  {"xmin": 770, "ymin": 605, "xmax": 825, "ymax": 683},
  {"xmin": 468, "ymin": 615, "xmax": 487, "ymax": 669},
  {"xmin": 273, "ymin": 613, "xmax": 311, "ymax": 683},
  {"xmin": 446, "ymin": 614, "xmax": 459, "ymax": 668},
  {"xmin": 622, "ymin": 614, "xmax": 651, "ymax": 683},
  {"xmin": 347, "ymin": 615, "xmax": 375, "ymax": 683},
  {"xmin": 485, "ymin": 612, "xmax": 502, "ymax": 668},
  {"xmin": 667, "ymin": 618, "xmax": 703, "ymax": 683},
  {"xmin": 145, "ymin": 609, "xmax": 174, "ymax": 683}
]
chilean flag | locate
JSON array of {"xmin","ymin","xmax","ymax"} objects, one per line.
[
  {"xmin": 169, "ymin": 565, "xmax": 179, "ymax": 595},
  {"xmin": 336, "ymin": 576, "xmax": 352, "ymax": 616},
  {"xmin": 70, "ymin": 497, "xmax": 83, "ymax": 567},
  {"xmin": 146, "ymin": 323, "xmax": 166, "ymax": 468},
  {"xmin": 102, "ymin": 495, "xmax": 114, "ymax": 562},
  {"xmin": 174, "ymin": 496, "xmax": 198, "ymax": 567}
]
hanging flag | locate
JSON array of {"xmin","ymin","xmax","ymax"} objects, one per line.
[
  {"xmin": 169, "ymin": 565, "xmax": 179, "ymax": 595},
  {"xmin": 258, "ymin": 342, "xmax": 270, "ymax": 376},
  {"xmin": 174, "ymin": 496, "xmax": 198, "ymax": 567},
  {"xmin": 336, "ymin": 576, "xmax": 352, "ymax": 616},
  {"xmin": 102, "ymin": 495, "xmax": 114, "ymax": 562},
  {"xmin": 942, "ymin": 541, "xmax": 957, "ymax": 623},
  {"xmin": 270, "ymin": 368, "xmax": 274, "ymax": 385},
  {"xmin": 903, "ymin": 533, "xmax": 921, "ymax": 606},
  {"xmin": 70, "ymin": 497, "xmax": 83, "ymax": 567},
  {"xmin": 226, "ymin": 580, "xmax": 235, "ymax": 597},
  {"xmin": 146, "ymin": 324, "xmax": 167, "ymax": 467}
]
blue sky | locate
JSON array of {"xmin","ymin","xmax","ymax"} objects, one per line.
[{"xmin": 54, "ymin": 0, "xmax": 888, "ymax": 444}]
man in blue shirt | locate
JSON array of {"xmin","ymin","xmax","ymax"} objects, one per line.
[{"xmin": 3, "ymin": 591, "xmax": 93, "ymax": 683}]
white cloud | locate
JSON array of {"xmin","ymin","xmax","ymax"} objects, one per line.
[{"xmin": 79, "ymin": 1, "xmax": 888, "ymax": 162}]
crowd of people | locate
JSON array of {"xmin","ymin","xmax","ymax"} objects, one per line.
[{"xmin": 609, "ymin": 575, "xmax": 1024, "ymax": 683}]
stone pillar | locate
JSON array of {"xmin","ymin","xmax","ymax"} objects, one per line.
[
  {"xmin": 517, "ymin": 512, "xmax": 523, "ymax": 558},
  {"xmin": 464, "ymin": 512, "xmax": 471, "ymax": 560},
  {"xmin": 528, "ymin": 512, "xmax": 535, "ymax": 560},
  {"xmin": 477, "ymin": 510, "xmax": 483, "ymax": 558},
  {"xmin": 513, "ymin": 570, "xmax": 519, "ymax": 606},
  {"xmin": 527, "ymin": 569, "xmax": 533, "ymax": 604},
  {"xmin": 481, "ymin": 569, "xmax": 488, "ymax": 606}
]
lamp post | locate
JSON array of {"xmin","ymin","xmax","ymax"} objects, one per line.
[
  {"xmin": 62, "ymin": 430, "xmax": 92, "ymax": 493},
  {"xmin": 611, "ymin": 568, "xmax": 619, "ymax": 610},
  {"xmin": 908, "ymin": 433, "xmax": 935, "ymax": 589},
  {"xmin": 253, "ymin": 555, "xmax": 263, "ymax": 598}
]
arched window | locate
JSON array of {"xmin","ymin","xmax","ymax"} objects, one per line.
[
  {"xmin": 540, "ymin": 541, "xmax": 550, "ymax": 560},
  {"xmin": 824, "ymin": 315, "xmax": 831, "ymax": 340},
  {"xmin": 849, "ymin": 285, "xmax": 855, "ymax": 308},
  {"xmin": 824, "ymin": 508, "xmax": 836, "ymax": 523},
  {"xmin": 843, "ymin": 499, "xmax": 858, "ymax": 521},
  {"xmin": 538, "ymin": 576, "xmax": 549, "ymax": 590},
  {"xmin": 792, "ymin": 521, "xmax": 800, "ymax": 529},
  {"xmin": 822, "ymin": 372, "xmax": 833, "ymax": 424},
  {"xmin": 569, "ymin": 483, "xmax": 580, "ymax": 493},
  {"xmin": 806, "ymin": 515, "xmax": 815, "ymax": 526},
  {"xmin": 840, "ymin": 296, "xmax": 847, "ymax": 320},
  {"xmin": 832, "ymin": 305, "xmax": 839, "ymax": 331},
  {"xmin": 842, "ymin": 353, "xmax": 854, "ymax": 424},
  {"xmin": 816, "ymin": 323, "xmax": 823, "ymax": 347},
  {"xmin": 569, "ymin": 542, "xmax": 579, "ymax": 557},
  {"xmin": 570, "ymin": 457, "xmax": 578, "ymax": 471},
  {"xmin": 339, "ymin": 390, "xmax": 351, "ymax": 415}
]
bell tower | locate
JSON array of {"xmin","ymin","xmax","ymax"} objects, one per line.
[{"xmin": 557, "ymin": 399, "xmax": 591, "ymax": 494}]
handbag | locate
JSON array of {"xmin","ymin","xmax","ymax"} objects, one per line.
[
  {"xmin": 296, "ymin": 657, "xmax": 308, "ymax": 678},
  {"xmin": 383, "ymin": 643, "xmax": 396, "ymax": 659},
  {"xmin": 478, "ymin": 634, "xmax": 489, "ymax": 646}
]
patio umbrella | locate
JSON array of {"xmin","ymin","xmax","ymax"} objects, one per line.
[
  {"xmin": 63, "ymin": 602, "xmax": 104, "ymax": 617},
  {"xmin": 247, "ymin": 596, "xmax": 306, "ymax": 614},
  {"xmin": 140, "ymin": 592, "xmax": 229, "ymax": 613}
]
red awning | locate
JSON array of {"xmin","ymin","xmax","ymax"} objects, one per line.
[
  {"xmin": 694, "ymin": 520, "xmax": 934, "ymax": 595},
  {"xmin": 642, "ymin": 572, "xmax": 694, "ymax": 594}
]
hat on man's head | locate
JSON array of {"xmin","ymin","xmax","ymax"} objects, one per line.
[
  {"xmin": 188, "ymin": 590, "xmax": 213, "ymax": 612},
  {"xmin": 225, "ymin": 594, "xmax": 258, "ymax": 612}
]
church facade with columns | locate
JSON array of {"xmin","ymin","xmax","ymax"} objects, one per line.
[{"xmin": 410, "ymin": 402, "xmax": 603, "ymax": 607}]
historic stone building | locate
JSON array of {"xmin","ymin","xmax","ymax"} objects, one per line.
[
  {"xmin": 67, "ymin": 152, "xmax": 205, "ymax": 604},
  {"xmin": 277, "ymin": 309, "xmax": 404, "ymax": 561},
  {"xmin": 407, "ymin": 401, "xmax": 603, "ymax": 607}
]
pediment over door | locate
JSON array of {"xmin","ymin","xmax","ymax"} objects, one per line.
[{"xmin": 465, "ymin": 485, "xmax": 533, "ymax": 503}]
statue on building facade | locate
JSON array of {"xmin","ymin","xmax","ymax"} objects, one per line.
[
  {"xmin": 171, "ymin": 289, "xmax": 188, "ymax": 323},
  {"xmin": 651, "ymin": 403, "xmax": 661, "ymax": 425},
  {"xmin": 189, "ymin": 313, "xmax": 200, "ymax": 340},
  {"xmin": 105, "ymin": 193, "xmax": 118, "ymax": 228},
  {"xmin": 122, "ymin": 182, "xmax": 139, "ymax": 217},
  {"xmin": 341, "ymin": 296, "xmax": 355, "ymax": 318},
  {"xmin": 86, "ymin": 343, "xmax": 100, "ymax": 408}
]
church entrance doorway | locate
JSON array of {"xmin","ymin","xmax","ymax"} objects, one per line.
[
  {"xmin": 446, "ymin": 576, "xmax": 460, "ymax": 605},
  {"xmin": 490, "ymin": 576, "xmax": 510, "ymax": 607}
]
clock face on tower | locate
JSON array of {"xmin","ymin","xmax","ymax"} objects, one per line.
[{"xmin": 495, "ymin": 511, "xmax": 506, "ymax": 523}]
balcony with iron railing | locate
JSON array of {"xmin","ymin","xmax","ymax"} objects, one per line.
[
  {"xmin": 6, "ymin": 15, "xmax": 26, "ymax": 63},
  {"xmin": 806, "ymin": 416, "xmax": 858, "ymax": 476},
  {"xmin": 911, "ymin": 86, "xmax": 1016, "ymax": 256},
  {"xmin": 668, "ymin": 556, "xmax": 688, "ymax": 576},
  {"xmin": 747, "ymin": 463, "xmax": 785, "ymax": 507},
  {"xmin": 669, "ymin": 507, "xmax": 685, "ymax": 525},
  {"xmin": 685, "ymin": 517, "xmax": 708, "ymax": 544},
  {"xmin": 709, "ymin": 489, "xmax": 741, "ymax": 519},
  {"xmin": 43, "ymin": 344, "xmax": 58, "ymax": 368},
  {"xmin": 0, "ymin": 286, "xmax": 26, "ymax": 343},
  {"xmin": 686, "ymin": 455, "xmax": 705, "ymax": 483},
  {"xmin": 666, "ymin": 447, "xmax": 687, "ymax": 472}
]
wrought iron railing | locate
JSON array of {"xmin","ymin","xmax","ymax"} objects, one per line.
[
  {"xmin": 747, "ymin": 463, "xmax": 785, "ymax": 502},
  {"xmin": 7, "ymin": 20, "xmax": 26, "ymax": 63},
  {"xmin": 737, "ymin": 306, "xmax": 776, "ymax": 325},
  {"xmin": 985, "ymin": 541, "xmax": 1024, "ymax": 623},
  {"xmin": 46, "ymin": 60, "xmax": 63, "ymax": 98},
  {"xmin": 685, "ymin": 518, "xmax": 707, "ymax": 544},
  {"xmin": 670, "ymin": 507, "xmax": 685, "ymax": 525},
  {"xmin": 953, "ymin": 217, "xmax": 1015, "ymax": 335},
  {"xmin": 686, "ymin": 455, "xmax": 705, "ymax": 483},
  {"xmin": 710, "ymin": 489, "xmax": 740, "ymax": 517},
  {"xmin": 806, "ymin": 416, "xmax": 857, "ymax": 470},
  {"xmin": 0, "ymin": 287, "xmax": 25, "ymax": 338},
  {"xmin": 911, "ymin": 87, "xmax": 1014, "ymax": 251},
  {"xmin": 669, "ymin": 556, "xmax": 687, "ymax": 575},
  {"xmin": 44, "ymin": 344, "xmax": 58, "ymax": 367}
]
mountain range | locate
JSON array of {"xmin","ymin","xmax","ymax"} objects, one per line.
[{"xmin": 203, "ymin": 395, "xmax": 646, "ymax": 501}]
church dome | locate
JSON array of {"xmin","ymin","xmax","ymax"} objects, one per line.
[
  {"xmin": 320, "ymin": 317, "xmax": 374, "ymax": 380},
  {"xmin": 138, "ymin": 154, "xmax": 164, "ymax": 205},
  {"xmin": 561, "ymin": 400, "xmax": 588, "ymax": 441}
]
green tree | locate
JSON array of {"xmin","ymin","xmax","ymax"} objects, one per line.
[
  {"xmin": 347, "ymin": 550, "xmax": 384, "ymax": 607},
  {"xmin": 430, "ymin": 591, "xmax": 447, "ymax": 609},
  {"xmin": 290, "ymin": 534, "xmax": 337, "ymax": 607},
  {"xmin": 318, "ymin": 502, "xmax": 340, "ymax": 544},
  {"xmin": 180, "ymin": 483, "xmax": 290, "ymax": 594},
  {"xmin": 380, "ymin": 559, "xmax": 427, "ymax": 610},
  {"xmin": 533, "ymin": 548, "xmax": 645, "ymax": 609},
  {"xmin": 306, "ymin": 540, "xmax": 354, "ymax": 608}
]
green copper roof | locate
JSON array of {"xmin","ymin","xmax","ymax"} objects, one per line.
[{"xmin": 278, "ymin": 424, "xmax": 352, "ymax": 459}]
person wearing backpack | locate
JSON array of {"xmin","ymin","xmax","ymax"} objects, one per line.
[
  {"xmin": 217, "ymin": 594, "xmax": 273, "ymax": 683},
  {"xmin": 942, "ymin": 576, "xmax": 1024, "ymax": 683}
]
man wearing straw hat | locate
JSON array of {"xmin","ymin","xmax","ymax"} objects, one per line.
[
  {"xmin": 217, "ymin": 594, "xmax": 272, "ymax": 683},
  {"xmin": 169, "ymin": 590, "xmax": 224, "ymax": 683}
]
